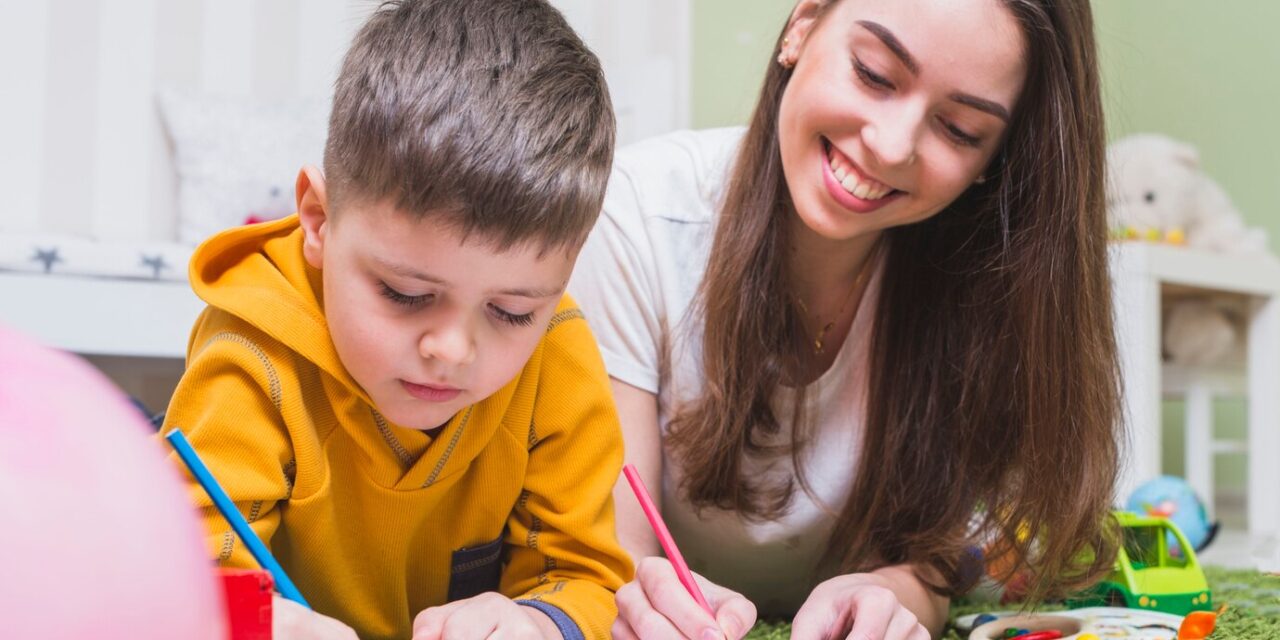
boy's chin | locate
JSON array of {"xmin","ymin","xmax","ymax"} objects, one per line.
[{"xmin": 373, "ymin": 397, "xmax": 457, "ymax": 432}]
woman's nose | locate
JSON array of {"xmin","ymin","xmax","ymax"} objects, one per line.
[{"xmin": 861, "ymin": 106, "xmax": 924, "ymax": 168}]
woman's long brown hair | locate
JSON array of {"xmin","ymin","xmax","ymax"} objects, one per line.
[{"xmin": 664, "ymin": 0, "xmax": 1120, "ymax": 599}]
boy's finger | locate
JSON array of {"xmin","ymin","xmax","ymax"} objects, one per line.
[
  {"xmin": 635, "ymin": 557, "xmax": 723, "ymax": 639},
  {"xmin": 439, "ymin": 601, "xmax": 499, "ymax": 639},
  {"xmin": 412, "ymin": 600, "xmax": 465, "ymax": 639},
  {"xmin": 272, "ymin": 596, "xmax": 307, "ymax": 639},
  {"xmin": 273, "ymin": 596, "xmax": 357, "ymax": 640}
]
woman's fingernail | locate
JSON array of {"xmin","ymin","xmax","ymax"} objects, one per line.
[{"xmin": 701, "ymin": 627, "xmax": 725, "ymax": 640}]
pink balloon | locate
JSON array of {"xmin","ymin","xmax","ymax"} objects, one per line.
[{"xmin": 0, "ymin": 325, "xmax": 227, "ymax": 639}]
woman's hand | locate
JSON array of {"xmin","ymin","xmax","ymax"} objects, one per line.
[
  {"xmin": 412, "ymin": 592, "xmax": 559, "ymax": 640},
  {"xmin": 612, "ymin": 556, "xmax": 758, "ymax": 640},
  {"xmin": 272, "ymin": 596, "xmax": 359, "ymax": 640},
  {"xmin": 790, "ymin": 573, "xmax": 931, "ymax": 640}
]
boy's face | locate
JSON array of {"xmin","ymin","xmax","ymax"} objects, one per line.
[{"xmin": 298, "ymin": 170, "xmax": 577, "ymax": 430}]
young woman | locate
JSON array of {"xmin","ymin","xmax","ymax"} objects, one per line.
[{"xmin": 570, "ymin": 1, "xmax": 1120, "ymax": 638}]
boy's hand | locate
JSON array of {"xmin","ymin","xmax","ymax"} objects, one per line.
[
  {"xmin": 789, "ymin": 573, "xmax": 930, "ymax": 640},
  {"xmin": 412, "ymin": 592, "xmax": 559, "ymax": 639},
  {"xmin": 273, "ymin": 596, "xmax": 359, "ymax": 640},
  {"xmin": 612, "ymin": 557, "xmax": 757, "ymax": 640}
]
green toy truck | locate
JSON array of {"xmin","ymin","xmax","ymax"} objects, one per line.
[{"xmin": 1074, "ymin": 511, "xmax": 1212, "ymax": 615}]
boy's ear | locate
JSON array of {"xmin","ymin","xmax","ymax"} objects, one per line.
[{"xmin": 296, "ymin": 165, "xmax": 329, "ymax": 270}]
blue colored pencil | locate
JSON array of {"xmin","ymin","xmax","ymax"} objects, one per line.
[{"xmin": 165, "ymin": 429, "xmax": 310, "ymax": 608}]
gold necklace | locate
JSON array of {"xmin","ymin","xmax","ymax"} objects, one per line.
[{"xmin": 793, "ymin": 252, "xmax": 876, "ymax": 355}]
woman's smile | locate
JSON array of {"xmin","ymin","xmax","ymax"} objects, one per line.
[{"xmin": 820, "ymin": 137, "xmax": 906, "ymax": 214}]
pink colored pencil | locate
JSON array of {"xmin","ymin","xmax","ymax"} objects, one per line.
[{"xmin": 622, "ymin": 463, "xmax": 715, "ymax": 616}]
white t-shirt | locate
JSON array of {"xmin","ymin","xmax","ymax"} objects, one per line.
[{"xmin": 569, "ymin": 127, "xmax": 879, "ymax": 616}]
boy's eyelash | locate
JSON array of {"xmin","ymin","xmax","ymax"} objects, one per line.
[
  {"xmin": 490, "ymin": 304, "xmax": 535, "ymax": 327},
  {"xmin": 380, "ymin": 282, "xmax": 430, "ymax": 306},
  {"xmin": 379, "ymin": 281, "xmax": 535, "ymax": 326},
  {"xmin": 853, "ymin": 58, "xmax": 895, "ymax": 90}
]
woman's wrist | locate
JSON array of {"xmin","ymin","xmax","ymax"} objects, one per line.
[{"xmin": 867, "ymin": 564, "xmax": 949, "ymax": 635}]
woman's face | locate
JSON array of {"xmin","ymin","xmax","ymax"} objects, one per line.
[{"xmin": 778, "ymin": 0, "xmax": 1027, "ymax": 241}]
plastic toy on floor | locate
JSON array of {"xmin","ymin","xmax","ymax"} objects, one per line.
[
  {"xmin": 959, "ymin": 607, "xmax": 1207, "ymax": 640},
  {"xmin": 966, "ymin": 613, "xmax": 1086, "ymax": 639},
  {"xmin": 1071, "ymin": 512, "xmax": 1212, "ymax": 616},
  {"xmin": 1176, "ymin": 610, "xmax": 1218, "ymax": 640},
  {"xmin": 1126, "ymin": 476, "xmax": 1219, "ymax": 556}
]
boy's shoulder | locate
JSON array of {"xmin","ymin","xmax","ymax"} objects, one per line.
[
  {"xmin": 538, "ymin": 294, "xmax": 600, "ymax": 367},
  {"xmin": 187, "ymin": 304, "xmax": 283, "ymax": 360},
  {"xmin": 529, "ymin": 293, "xmax": 611, "ymax": 378},
  {"xmin": 544, "ymin": 294, "xmax": 588, "ymax": 334},
  {"xmin": 181, "ymin": 305, "xmax": 307, "ymax": 405}
]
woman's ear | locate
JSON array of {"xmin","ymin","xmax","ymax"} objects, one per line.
[
  {"xmin": 296, "ymin": 165, "xmax": 329, "ymax": 270},
  {"xmin": 781, "ymin": 0, "xmax": 826, "ymax": 62}
]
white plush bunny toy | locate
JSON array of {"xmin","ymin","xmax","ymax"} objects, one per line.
[
  {"xmin": 1107, "ymin": 134, "xmax": 1272, "ymax": 366},
  {"xmin": 1107, "ymin": 134, "xmax": 1267, "ymax": 253}
]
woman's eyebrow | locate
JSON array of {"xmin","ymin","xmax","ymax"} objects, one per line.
[
  {"xmin": 857, "ymin": 19, "xmax": 1012, "ymax": 123},
  {"xmin": 950, "ymin": 93, "xmax": 1011, "ymax": 123},
  {"xmin": 857, "ymin": 20, "xmax": 919, "ymax": 75}
]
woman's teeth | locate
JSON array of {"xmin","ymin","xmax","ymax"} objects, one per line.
[{"xmin": 828, "ymin": 149, "xmax": 893, "ymax": 200}]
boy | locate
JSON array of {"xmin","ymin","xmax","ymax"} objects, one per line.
[{"xmin": 158, "ymin": 1, "xmax": 630, "ymax": 638}]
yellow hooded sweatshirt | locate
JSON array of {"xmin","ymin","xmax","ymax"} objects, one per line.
[{"xmin": 159, "ymin": 216, "xmax": 632, "ymax": 640}]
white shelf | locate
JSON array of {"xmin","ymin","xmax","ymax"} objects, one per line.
[
  {"xmin": 1111, "ymin": 242, "xmax": 1280, "ymax": 543},
  {"xmin": 1162, "ymin": 363, "xmax": 1246, "ymax": 396},
  {"xmin": 0, "ymin": 271, "xmax": 204, "ymax": 359},
  {"xmin": 1111, "ymin": 242, "xmax": 1280, "ymax": 296}
]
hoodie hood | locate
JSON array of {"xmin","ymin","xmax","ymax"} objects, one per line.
[{"xmin": 188, "ymin": 214, "xmax": 363, "ymax": 397}]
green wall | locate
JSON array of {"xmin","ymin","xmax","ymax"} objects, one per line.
[
  {"xmin": 1093, "ymin": 0, "xmax": 1270, "ymax": 514},
  {"xmin": 693, "ymin": 1, "xmax": 1280, "ymax": 250},
  {"xmin": 691, "ymin": 0, "xmax": 1268, "ymax": 502},
  {"xmin": 1095, "ymin": 1, "xmax": 1280, "ymax": 253},
  {"xmin": 691, "ymin": 1, "xmax": 790, "ymax": 129}
]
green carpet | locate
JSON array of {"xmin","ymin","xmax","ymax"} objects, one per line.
[{"xmin": 743, "ymin": 567, "xmax": 1280, "ymax": 639}]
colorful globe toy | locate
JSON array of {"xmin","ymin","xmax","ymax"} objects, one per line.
[{"xmin": 1126, "ymin": 475, "xmax": 1217, "ymax": 554}]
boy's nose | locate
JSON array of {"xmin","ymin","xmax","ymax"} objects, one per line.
[{"xmin": 418, "ymin": 324, "xmax": 475, "ymax": 366}]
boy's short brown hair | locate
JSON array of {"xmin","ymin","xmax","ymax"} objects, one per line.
[{"xmin": 325, "ymin": 0, "xmax": 614, "ymax": 251}]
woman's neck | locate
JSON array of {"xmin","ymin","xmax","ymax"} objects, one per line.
[{"xmin": 786, "ymin": 218, "xmax": 882, "ymax": 305}]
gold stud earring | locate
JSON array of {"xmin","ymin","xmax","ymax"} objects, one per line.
[{"xmin": 778, "ymin": 37, "xmax": 795, "ymax": 68}]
